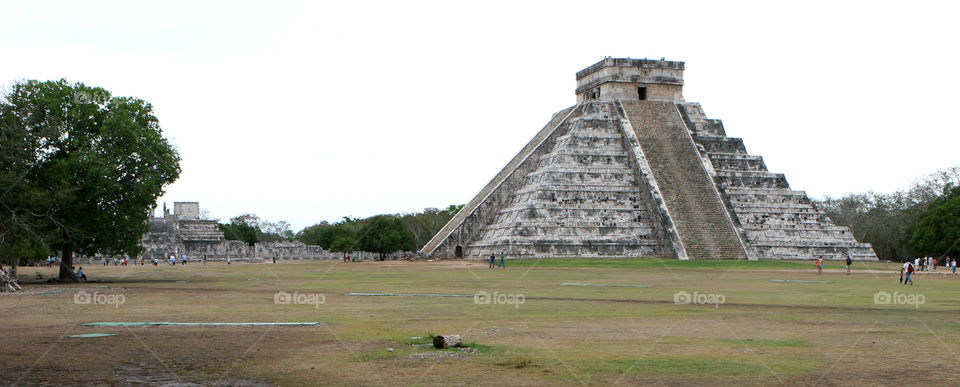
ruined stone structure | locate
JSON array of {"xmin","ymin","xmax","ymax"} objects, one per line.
[
  {"xmin": 422, "ymin": 58, "xmax": 877, "ymax": 260},
  {"xmin": 140, "ymin": 202, "xmax": 243, "ymax": 259},
  {"xmin": 139, "ymin": 202, "xmax": 380, "ymax": 261}
]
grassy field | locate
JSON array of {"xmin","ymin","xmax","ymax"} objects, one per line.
[{"xmin": 2, "ymin": 258, "xmax": 959, "ymax": 386}]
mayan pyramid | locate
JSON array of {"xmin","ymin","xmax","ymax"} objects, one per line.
[{"xmin": 422, "ymin": 58, "xmax": 877, "ymax": 260}]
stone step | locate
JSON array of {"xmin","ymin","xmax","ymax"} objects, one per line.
[{"xmin": 622, "ymin": 101, "xmax": 747, "ymax": 260}]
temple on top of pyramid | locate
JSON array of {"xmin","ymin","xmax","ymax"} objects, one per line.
[{"xmin": 421, "ymin": 58, "xmax": 877, "ymax": 261}]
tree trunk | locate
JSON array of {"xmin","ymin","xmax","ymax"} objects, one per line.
[
  {"xmin": 433, "ymin": 335, "xmax": 462, "ymax": 349},
  {"xmin": 58, "ymin": 239, "xmax": 76, "ymax": 281},
  {"xmin": 0, "ymin": 231, "xmax": 10, "ymax": 279}
]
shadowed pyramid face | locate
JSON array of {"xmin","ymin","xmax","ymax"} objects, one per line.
[{"xmin": 422, "ymin": 59, "xmax": 877, "ymax": 261}]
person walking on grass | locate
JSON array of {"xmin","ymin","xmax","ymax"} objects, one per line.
[
  {"xmin": 900, "ymin": 263, "xmax": 904, "ymax": 284},
  {"xmin": 489, "ymin": 253, "xmax": 496, "ymax": 269},
  {"xmin": 498, "ymin": 252, "xmax": 506, "ymax": 268},
  {"xmin": 845, "ymin": 254, "xmax": 852, "ymax": 275},
  {"xmin": 816, "ymin": 256, "xmax": 823, "ymax": 275},
  {"xmin": 903, "ymin": 260, "xmax": 914, "ymax": 285},
  {"xmin": 952, "ymin": 258, "xmax": 957, "ymax": 274}
]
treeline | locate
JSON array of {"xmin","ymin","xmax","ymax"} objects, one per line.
[
  {"xmin": 815, "ymin": 167, "xmax": 960, "ymax": 260},
  {"xmin": 218, "ymin": 205, "xmax": 463, "ymax": 259},
  {"xmin": 218, "ymin": 214, "xmax": 294, "ymax": 246}
]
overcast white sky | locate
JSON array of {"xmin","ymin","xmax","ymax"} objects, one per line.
[{"xmin": 2, "ymin": 1, "xmax": 957, "ymax": 230}]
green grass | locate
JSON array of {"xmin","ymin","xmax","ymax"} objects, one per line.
[
  {"xmin": 715, "ymin": 338, "xmax": 808, "ymax": 347},
  {"xmin": 504, "ymin": 257, "xmax": 895, "ymax": 270},
  {"xmin": 4, "ymin": 259, "xmax": 956, "ymax": 386}
]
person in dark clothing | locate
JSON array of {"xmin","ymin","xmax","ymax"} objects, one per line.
[
  {"xmin": 489, "ymin": 253, "xmax": 496, "ymax": 269},
  {"xmin": 845, "ymin": 255, "xmax": 852, "ymax": 275}
]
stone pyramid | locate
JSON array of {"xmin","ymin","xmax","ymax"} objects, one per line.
[{"xmin": 422, "ymin": 58, "xmax": 877, "ymax": 260}]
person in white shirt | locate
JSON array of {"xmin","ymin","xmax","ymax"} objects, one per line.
[{"xmin": 903, "ymin": 261, "xmax": 914, "ymax": 285}]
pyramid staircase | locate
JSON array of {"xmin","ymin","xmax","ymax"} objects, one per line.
[{"xmin": 621, "ymin": 101, "xmax": 747, "ymax": 260}]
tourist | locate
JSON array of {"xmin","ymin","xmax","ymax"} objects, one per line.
[
  {"xmin": 182, "ymin": 254, "xmax": 187, "ymax": 265},
  {"xmin": 152, "ymin": 258, "xmax": 158, "ymax": 266},
  {"xmin": 202, "ymin": 255, "xmax": 206, "ymax": 265},
  {"xmin": 75, "ymin": 266, "xmax": 87, "ymax": 281},
  {"xmin": 227, "ymin": 258, "xmax": 232, "ymax": 265},
  {"xmin": 915, "ymin": 257, "xmax": 920, "ymax": 272},
  {"xmin": 899, "ymin": 263, "xmax": 904, "ymax": 284},
  {"xmin": 903, "ymin": 260, "xmax": 914, "ymax": 285},
  {"xmin": 816, "ymin": 256, "xmax": 823, "ymax": 275},
  {"xmin": 498, "ymin": 252, "xmax": 506, "ymax": 268},
  {"xmin": 845, "ymin": 254, "xmax": 852, "ymax": 275},
  {"xmin": 489, "ymin": 253, "xmax": 496, "ymax": 269},
  {"xmin": 952, "ymin": 258, "xmax": 957, "ymax": 274}
]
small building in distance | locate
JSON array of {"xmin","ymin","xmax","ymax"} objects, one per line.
[{"xmin": 140, "ymin": 202, "xmax": 247, "ymax": 259}]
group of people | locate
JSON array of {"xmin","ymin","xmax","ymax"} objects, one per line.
[
  {"xmin": 910, "ymin": 256, "xmax": 955, "ymax": 273},
  {"xmin": 899, "ymin": 256, "xmax": 957, "ymax": 285},
  {"xmin": 815, "ymin": 254, "xmax": 854, "ymax": 275},
  {"xmin": 73, "ymin": 266, "xmax": 86, "ymax": 281},
  {"xmin": 103, "ymin": 258, "xmax": 130, "ymax": 266},
  {"xmin": 489, "ymin": 252, "xmax": 506, "ymax": 268}
]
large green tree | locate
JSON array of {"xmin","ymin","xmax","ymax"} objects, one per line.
[
  {"xmin": 358, "ymin": 215, "xmax": 414, "ymax": 260},
  {"xmin": 0, "ymin": 80, "xmax": 180, "ymax": 279},
  {"xmin": 908, "ymin": 186, "xmax": 960, "ymax": 256},
  {"xmin": 219, "ymin": 214, "xmax": 261, "ymax": 246}
]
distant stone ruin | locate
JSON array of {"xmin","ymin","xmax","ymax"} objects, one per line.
[
  {"xmin": 138, "ymin": 202, "xmax": 387, "ymax": 261},
  {"xmin": 422, "ymin": 58, "xmax": 877, "ymax": 261}
]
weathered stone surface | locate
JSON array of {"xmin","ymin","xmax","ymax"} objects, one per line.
[
  {"xmin": 422, "ymin": 58, "xmax": 877, "ymax": 261},
  {"xmin": 465, "ymin": 102, "xmax": 661, "ymax": 258}
]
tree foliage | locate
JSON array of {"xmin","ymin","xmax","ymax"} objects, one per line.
[
  {"xmin": 358, "ymin": 215, "xmax": 414, "ymax": 260},
  {"xmin": 908, "ymin": 186, "xmax": 960, "ymax": 256},
  {"xmin": 817, "ymin": 167, "xmax": 960, "ymax": 260},
  {"xmin": 0, "ymin": 79, "xmax": 180, "ymax": 278},
  {"xmin": 294, "ymin": 205, "xmax": 462, "ymax": 258},
  {"xmin": 219, "ymin": 213, "xmax": 295, "ymax": 246}
]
